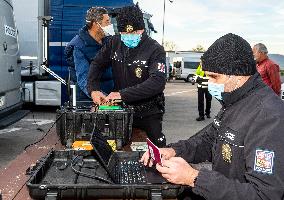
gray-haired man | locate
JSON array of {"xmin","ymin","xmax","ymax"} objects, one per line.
[
  {"xmin": 252, "ymin": 43, "xmax": 281, "ymax": 96},
  {"xmin": 64, "ymin": 7, "xmax": 114, "ymax": 103}
]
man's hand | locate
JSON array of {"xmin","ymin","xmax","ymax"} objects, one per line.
[
  {"xmin": 156, "ymin": 157, "xmax": 199, "ymax": 187},
  {"xmin": 105, "ymin": 92, "xmax": 121, "ymax": 102},
  {"xmin": 140, "ymin": 148, "xmax": 176, "ymax": 167},
  {"xmin": 91, "ymin": 91, "xmax": 107, "ymax": 105}
]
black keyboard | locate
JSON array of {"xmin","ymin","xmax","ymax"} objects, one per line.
[{"xmin": 119, "ymin": 160, "xmax": 146, "ymax": 184}]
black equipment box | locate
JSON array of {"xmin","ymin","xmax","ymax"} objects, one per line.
[
  {"xmin": 26, "ymin": 150, "xmax": 181, "ymax": 200},
  {"xmin": 56, "ymin": 105, "xmax": 133, "ymax": 149}
]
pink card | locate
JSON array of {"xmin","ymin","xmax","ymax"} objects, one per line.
[{"xmin": 146, "ymin": 138, "xmax": 163, "ymax": 166}]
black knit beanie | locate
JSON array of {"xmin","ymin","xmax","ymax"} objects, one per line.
[
  {"xmin": 201, "ymin": 33, "xmax": 256, "ymax": 75},
  {"xmin": 116, "ymin": 5, "xmax": 145, "ymax": 33}
]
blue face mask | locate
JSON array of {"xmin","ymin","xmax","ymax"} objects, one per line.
[
  {"xmin": 208, "ymin": 82, "xmax": 225, "ymax": 101},
  {"xmin": 121, "ymin": 33, "xmax": 141, "ymax": 48}
]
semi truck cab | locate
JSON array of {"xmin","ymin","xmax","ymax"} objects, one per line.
[{"xmin": 14, "ymin": 0, "xmax": 155, "ymax": 107}]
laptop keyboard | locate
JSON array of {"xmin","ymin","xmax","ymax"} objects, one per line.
[{"xmin": 119, "ymin": 160, "xmax": 146, "ymax": 184}]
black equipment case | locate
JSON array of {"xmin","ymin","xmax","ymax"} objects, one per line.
[
  {"xmin": 56, "ymin": 105, "xmax": 133, "ymax": 149},
  {"xmin": 26, "ymin": 150, "xmax": 181, "ymax": 200}
]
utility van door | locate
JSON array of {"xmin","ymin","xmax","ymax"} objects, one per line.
[
  {"xmin": 174, "ymin": 61, "xmax": 182, "ymax": 78},
  {"xmin": 0, "ymin": 0, "xmax": 21, "ymax": 110},
  {"xmin": 181, "ymin": 61, "xmax": 200, "ymax": 79}
]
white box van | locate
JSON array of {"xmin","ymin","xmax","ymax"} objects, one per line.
[
  {"xmin": 0, "ymin": 0, "xmax": 22, "ymax": 114},
  {"xmin": 173, "ymin": 52, "xmax": 203, "ymax": 82},
  {"xmin": 0, "ymin": 0, "xmax": 30, "ymax": 128}
]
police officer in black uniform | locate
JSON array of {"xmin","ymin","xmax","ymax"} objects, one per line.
[
  {"xmin": 141, "ymin": 33, "xmax": 284, "ymax": 200},
  {"xmin": 87, "ymin": 5, "xmax": 167, "ymax": 147}
]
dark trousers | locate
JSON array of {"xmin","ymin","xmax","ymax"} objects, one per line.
[
  {"xmin": 133, "ymin": 113, "xmax": 166, "ymax": 147},
  {"xmin": 198, "ymin": 87, "xmax": 212, "ymax": 117}
]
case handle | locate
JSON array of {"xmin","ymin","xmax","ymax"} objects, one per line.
[
  {"xmin": 150, "ymin": 189, "xmax": 163, "ymax": 200},
  {"xmin": 45, "ymin": 191, "xmax": 58, "ymax": 200}
]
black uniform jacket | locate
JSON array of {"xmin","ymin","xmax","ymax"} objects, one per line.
[
  {"xmin": 87, "ymin": 33, "xmax": 166, "ymax": 117},
  {"xmin": 169, "ymin": 73, "xmax": 284, "ymax": 200}
]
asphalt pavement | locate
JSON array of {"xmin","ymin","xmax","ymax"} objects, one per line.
[{"xmin": 0, "ymin": 80, "xmax": 221, "ymax": 169}]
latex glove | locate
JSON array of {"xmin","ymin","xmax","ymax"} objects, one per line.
[{"xmin": 156, "ymin": 157, "xmax": 199, "ymax": 187}]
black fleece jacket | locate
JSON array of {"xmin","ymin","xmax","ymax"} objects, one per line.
[
  {"xmin": 87, "ymin": 33, "xmax": 166, "ymax": 117},
  {"xmin": 169, "ymin": 73, "xmax": 284, "ymax": 200}
]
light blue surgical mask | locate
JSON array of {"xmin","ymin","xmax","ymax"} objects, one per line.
[
  {"xmin": 121, "ymin": 33, "xmax": 141, "ymax": 48},
  {"xmin": 208, "ymin": 82, "xmax": 225, "ymax": 101}
]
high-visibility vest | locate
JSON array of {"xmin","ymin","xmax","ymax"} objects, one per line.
[{"xmin": 194, "ymin": 64, "xmax": 209, "ymax": 88}]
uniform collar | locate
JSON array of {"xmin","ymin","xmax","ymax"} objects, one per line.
[
  {"xmin": 221, "ymin": 73, "xmax": 265, "ymax": 107},
  {"xmin": 135, "ymin": 31, "xmax": 148, "ymax": 48},
  {"xmin": 140, "ymin": 31, "xmax": 148, "ymax": 43}
]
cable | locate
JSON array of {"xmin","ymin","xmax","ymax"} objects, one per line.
[
  {"xmin": 11, "ymin": 150, "xmax": 55, "ymax": 200},
  {"xmin": 24, "ymin": 112, "xmax": 65, "ymax": 151},
  {"xmin": 11, "ymin": 181, "xmax": 26, "ymax": 200},
  {"xmin": 22, "ymin": 87, "xmax": 44, "ymax": 132},
  {"xmin": 71, "ymin": 154, "xmax": 113, "ymax": 184},
  {"xmin": 12, "ymin": 110, "xmax": 64, "ymax": 198},
  {"xmin": 32, "ymin": 113, "xmax": 45, "ymax": 132}
]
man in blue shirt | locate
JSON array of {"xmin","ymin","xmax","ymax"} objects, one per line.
[{"xmin": 65, "ymin": 7, "xmax": 114, "ymax": 102}]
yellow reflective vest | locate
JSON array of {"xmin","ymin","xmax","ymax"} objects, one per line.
[{"xmin": 194, "ymin": 64, "xmax": 209, "ymax": 88}]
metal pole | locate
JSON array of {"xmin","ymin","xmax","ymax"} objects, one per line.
[
  {"xmin": 162, "ymin": 0, "xmax": 166, "ymax": 47},
  {"xmin": 70, "ymin": 85, "xmax": 76, "ymax": 107}
]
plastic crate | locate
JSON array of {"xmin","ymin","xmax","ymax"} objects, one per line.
[{"xmin": 56, "ymin": 106, "xmax": 133, "ymax": 150}]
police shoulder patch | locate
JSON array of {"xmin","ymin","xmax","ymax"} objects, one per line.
[
  {"xmin": 157, "ymin": 63, "xmax": 165, "ymax": 73},
  {"xmin": 254, "ymin": 149, "xmax": 275, "ymax": 174}
]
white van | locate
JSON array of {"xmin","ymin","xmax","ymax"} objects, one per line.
[
  {"xmin": 173, "ymin": 52, "xmax": 203, "ymax": 82},
  {"xmin": 0, "ymin": 0, "xmax": 28, "ymax": 127}
]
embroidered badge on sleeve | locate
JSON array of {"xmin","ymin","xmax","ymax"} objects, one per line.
[
  {"xmin": 157, "ymin": 63, "xmax": 165, "ymax": 73},
  {"xmin": 254, "ymin": 149, "xmax": 275, "ymax": 174},
  {"xmin": 135, "ymin": 67, "xmax": 142, "ymax": 78},
  {"xmin": 222, "ymin": 143, "xmax": 232, "ymax": 163}
]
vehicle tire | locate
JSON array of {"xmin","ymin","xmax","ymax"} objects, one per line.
[{"xmin": 186, "ymin": 75, "xmax": 192, "ymax": 82}]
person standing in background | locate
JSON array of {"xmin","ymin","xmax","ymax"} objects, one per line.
[
  {"xmin": 252, "ymin": 43, "xmax": 281, "ymax": 96},
  {"xmin": 193, "ymin": 63, "xmax": 212, "ymax": 121}
]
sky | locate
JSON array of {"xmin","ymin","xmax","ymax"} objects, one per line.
[{"xmin": 135, "ymin": 0, "xmax": 284, "ymax": 55}]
